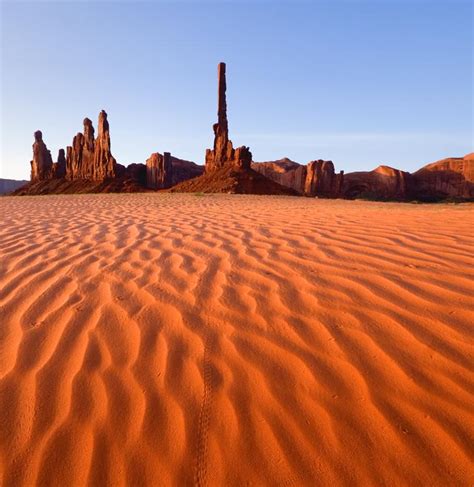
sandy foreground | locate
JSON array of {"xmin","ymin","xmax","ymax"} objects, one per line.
[{"xmin": 0, "ymin": 193, "xmax": 472, "ymax": 487}]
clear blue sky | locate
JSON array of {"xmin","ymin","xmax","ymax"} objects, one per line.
[{"xmin": 1, "ymin": 0, "xmax": 472, "ymax": 180}]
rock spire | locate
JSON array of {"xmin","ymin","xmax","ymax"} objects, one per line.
[
  {"xmin": 30, "ymin": 130, "xmax": 53, "ymax": 182},
  {"xmin": 205, "ymin": 62, "xmax": 252, "ymax": 172},
  {"xmin": 65, "ymin": 111, "xmax": 117, "ymax": 180}
]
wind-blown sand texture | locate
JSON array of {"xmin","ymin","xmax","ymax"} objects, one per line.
[{"xmin": 0, "ymin": 194, "xmax": 473, "ymax": 487}]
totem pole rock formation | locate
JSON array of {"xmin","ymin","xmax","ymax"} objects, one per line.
[
  {"xmin": 30, "ymin": 130, "xmax": 53, "ymax": 182},
  {"xmin": 146, "ymin": 152, "xmax": 173, "ymax": 189},
  {"xmin": 172, "ymin": 62, "xmax": 299, "ymax": 195},
  {"xmin": 205, "ymin": 62, "xmax": 252, "ymax": 172},
  {"xmin": 65, "ymin": 111, "xmax": 116, "ymax": 180},
  {"xmin": 304, "ymin": 160, "xmax": 344, "ymax": 197},
  {"xmin": 83, "ymin": 118, "xmax": 95, "ymax": 179}
]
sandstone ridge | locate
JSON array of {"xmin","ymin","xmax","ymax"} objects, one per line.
[{"xmin": 252, "ymin": 155, "xmax": 474, "ymax": 201}]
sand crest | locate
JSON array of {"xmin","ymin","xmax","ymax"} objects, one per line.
[{"xmin": 0, "ymin": 194, "xmax": 473, "ymax": 486}]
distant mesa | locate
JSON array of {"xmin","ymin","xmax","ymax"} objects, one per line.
[
  {"xmin": 0, "ymin": 178, "xmax": 29, "ymax": 194},
  {"xmin": 12, "ymin": 63, "xmax": 474, "ymax": 201}
]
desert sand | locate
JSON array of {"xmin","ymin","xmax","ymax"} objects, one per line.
[{"xmin": 0, "ymin": 194, "xmax": 473, "ymax": 487}]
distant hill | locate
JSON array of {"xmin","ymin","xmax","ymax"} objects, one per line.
[{"xmin": 0, "ymin": 178, "xmax": 28, "ymax": 195}]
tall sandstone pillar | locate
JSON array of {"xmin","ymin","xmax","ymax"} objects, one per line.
[
  {"xmin": 66, "ymin": 132, "xmax": 84, "ymax": 180},
  {"xmin": 205, "ymin": 62, "xmax": 251, "ymax": 172},
  {"xmin": 93, "ymin": 110, "xmax": 117, "ymax": 180},
  {"xmin": 82, "ymin": 118, "xmax": 95, "ymax": 179},
  {"xmin": 65, "ymin": 119, "xmax": 93, "ymax": 180},
  {"xmin": 30, "ymin": 130, "xmax": 53, "ymax": 182},
  {"xmin": 65, "ymin": 111, "xmax": 117, "ymax": 181}
]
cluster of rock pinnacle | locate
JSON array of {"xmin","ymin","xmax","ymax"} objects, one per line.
[{"xmin": 27, "ymin": 62, "xmax": 473, "ymax": 200}]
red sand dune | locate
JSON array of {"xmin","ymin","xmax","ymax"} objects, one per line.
[{"xmin": 0, "ymin": 194, "xmax": 473, "ymax": 486}]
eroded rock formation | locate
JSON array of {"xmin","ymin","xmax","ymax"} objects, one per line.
[
  {"xmin": 93, "ymin": 110, "xmax": 117, "ymax": 180},
  {"xmin": 22, "ymin": 62, "xmax": 472, "ymax": 200},
  {"xmin": 251, "ymin": 158, "xmax": 307, "ymax": 194},
  {"xmin": 146, "ymin": 152, "xmax": 173, "ymax": 189},
  {"xmin": 205, "ymin": 63, "xmax": 252, "ymax": 172},
  {"xmin": 341, "ymin": 165, "xmax": 409, "ymax": 200},
  {"xmin": 65, "ymin": 111, "xmax": 116, "ymax": 181},
  {"xmin": 173, "ymin": 62, "xmax": 296, "ymax": 195},
  {"xmin": 337, "ymin": 159, "xmax": 474, "ymax": 201},
  {"xmin": 305, "ymin": 160, "xmax": 344, "ymax": 197},
  {"xmin": 30, "ymin": 131, "xmax": 53, "ymax": 182},
  {"xmin": 83, "ymin": 118, "xmax": 95, "ymax": 179},
  {"xmin": 254, "ymin": 155, "xmax": 474, "ymax": 201},
  {"xmin": 66, "ymin": 133, "xmax": 81, "ymax": 180},
  {"xmin": 252, "ymin": 158, "xmax": 343, "ymax": 197}
]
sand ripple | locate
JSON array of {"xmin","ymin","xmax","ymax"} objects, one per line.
[{"xmin": 0, "ymin": 194, "xmax": 473, "ymax": 486}]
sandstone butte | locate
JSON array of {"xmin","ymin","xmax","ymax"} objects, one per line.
[{"xmin": 14, "ymin": 64, "xmax": 474, "ymax": 201}]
